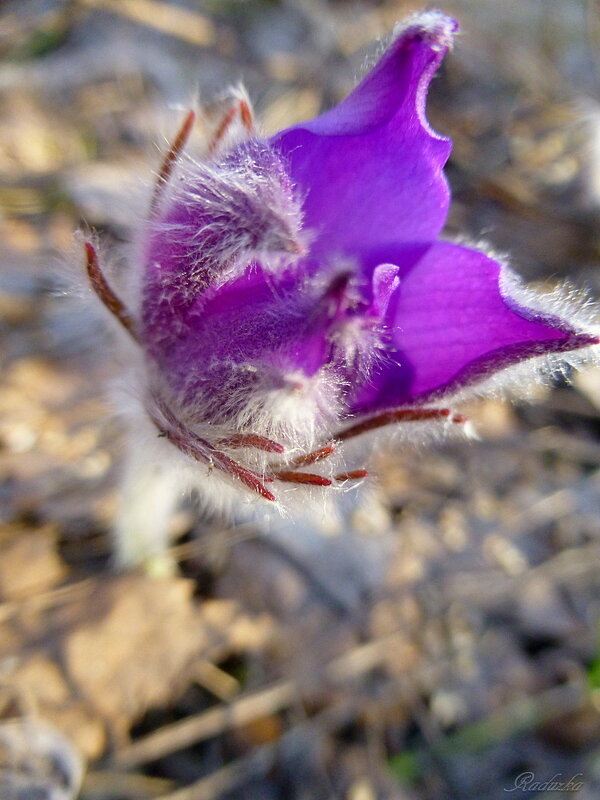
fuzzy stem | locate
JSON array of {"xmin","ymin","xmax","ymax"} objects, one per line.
[{"xmin": 112, "ymin": 442, "xmax": 184, "ymax": 573}]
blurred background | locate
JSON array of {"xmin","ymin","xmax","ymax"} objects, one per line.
[{"xmin": 2, "ymin": 1, "xmax": 600, "ymax": 798}]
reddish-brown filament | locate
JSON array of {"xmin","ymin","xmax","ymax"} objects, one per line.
[
  {"xmin": 219, "ymin": 433, "xmax": 285, "ymax": 453},
  {"xmin": 208, "ymin": 104, "xmax": 237, "ymax": 154},
  {"xmin": 148, "ymin": 402, "xmax": 468, "ymax": 499},
  {"xmin": 151, "ymin": 399, "xmax": 276, "ymax": 502},
  {"xmin": 209, "ymin": 98, "xmax": 255, "ymax": 155},
  {"xmin": 213, "ymin": 452, "xmax": 276, "ymax": 501},
  {"xmin": 275, "ymin": 471, "xmax": 332, "ymax": 487},
  {"xmin": 335, "ymin": 470, "xmax": 368, "ymax": 482},
  {"xmin": 239, "ymin": 98, "xmax": 255, "ymax": 132},
  {"xmin": 336, "ymin": 408, "xmax": 453, "ymax": 442},
  {"xmin": 84, "ymin": 242, "xmax": 139, "ymax": 342},
  {"xmin": 150, "ymin": 109, "xmax": 196, "ymax": 215}
]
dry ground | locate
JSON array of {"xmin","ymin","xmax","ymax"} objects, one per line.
[{"xmin": 1, "ymin": 2, "xmax": 600, "ymax": 799}]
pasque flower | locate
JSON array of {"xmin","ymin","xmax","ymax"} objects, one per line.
[{"xmin": 84, "ymin": 11, "xmax": 599, "ymax": 569}]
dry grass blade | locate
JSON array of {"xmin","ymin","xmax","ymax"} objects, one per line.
[
  {"xmin": 153, "ymin": 702, "xmax": 354, "ymax": 800},
  {"xmin": 446, "ymin": 541, "xmax": 600, "ymax": 603},
  {"xmin": 154, "ymin": 742, "xmax": 279, "ymax": 800},
  {"xmin": 113, "ymin": 680, "xmax": 297, "ymax": 769},
  {"xmin": 503, "ymin": 467, "xmax": 600, "ymax": 537},
  {"xmin": 193, "ymin": 660, "xmax": 240, "ymax": 702},
  {"xmin": 113, "ymin": 632, "xmax": 408, "ymax": 769},
  {"xmin": 167, "ymin": 524, "xmax": 259, "ymax": 563},
  {"xmin": 81, "ymin": 771, "xmax": 176, "ymax": 799},
  {"xmin": 0, "ymin": 578, "xmax": 95, "ymax": 624}
]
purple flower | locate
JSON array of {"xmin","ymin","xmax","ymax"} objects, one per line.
[{"xmin": 84, "ymin": 12, "xmax": 598, "ymax": 567}]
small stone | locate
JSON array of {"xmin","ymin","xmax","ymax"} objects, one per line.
[{"xmin": 0, "ymin": 718, "xmax": 84, "ymax": 800}]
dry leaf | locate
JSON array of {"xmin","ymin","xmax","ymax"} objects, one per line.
[
  {"xmin": 3, "ymin": 573, "xmax": 274, "ymax": 759},
  {"xmin": 0, "ymin": 526, "xmax": 66, "ymax": 601},
  {"xmin": 62, "ymin": 576, "xmax": 215, "ymax": 743}
]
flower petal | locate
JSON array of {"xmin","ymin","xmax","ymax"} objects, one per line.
[
  {"xmin": 351, "ymin": 241, "xmax": 598, "ymax": 412},
  {"xmin": 144, "ymin": 262, "xmax": 340, "ymax": 414},
  {"xmin": 271, "ymin": 12, "xmax": 457, "ymax": 266}
]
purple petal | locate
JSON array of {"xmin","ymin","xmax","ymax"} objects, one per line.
[
  {"xmin": 143, "ymin": 263, "xmax": 339, "ymax": 412},
  {"xmin": 140, "ymin": 140, "xmax": 305, "ymax": 361},
  {"xmin": 271, "ymin": 13, "xmax": 457, "ymax": 267},
  {"xmin": 351, "ymin": 242, "xmax": 598, "ymax": 412}
]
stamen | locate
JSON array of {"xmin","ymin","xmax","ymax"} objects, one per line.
[
  {"xmin": 150, "ymin": 398, "xmax": 276, "ymax": 501},
  {"xmin": 275, "ymin": 471, "xmax": 332, "ymax": 487},
  {"xmin": 208, "ymin": 104, "xmax": 237, "ymax": 154},
  {"xmin": 292, "ymin": 444, "xmax": 336, "ymax": 467},
  {"xmin": 322, "ymin": 271, "xmax": 353, "ymax": 316},
  {"xmin": 335, "ymin": 470, "xmax": 368, "ymax": 482},
  {"xmin": 336, "ymin": 408, "xmax": 452, "ymax": 441},
  {"xmin": 239, "ymin": 98, "xmax": 255, "ymax": 132},
  {"xmin": 208, "ymin": 98, "xmax": 255, "ymax": 155},
  {"xmin": 150, "ymin": 109, "xmax": 196, "ymax": 215},
  {"xmin": 84, "ymin": 242, "xmax": 139, "ymax": 342},
  {"xmin": 213, "ymin": 451, "xmax": 277, "ymax": 501},
  {"xmin": 219, "ymin": 433, "xmax": 285, "ymax": 453},
  {"xmin": 326, "ymin": 271, "xmax": 352, "ymax": 296}
]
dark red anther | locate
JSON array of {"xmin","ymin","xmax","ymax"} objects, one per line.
[
  {"xmin": 292, "ymin": 443, "xmax": 335, "ymax": 467},
  {"xmin": 336, "ymin": 408, "xmax": 452, "ymax": 442},
  {"xmin": 84, "ymin": 242, "xmax": 139, "ymax": 343},
  {"xmin": 320, "ymin": 271, "xmax": 355, "ymax": 318},
  {"xmin": 219, "ymin": 433, "xmax": 285, "ymax": 453},
  {"xmin": 335, "ymin": 470, "xmax": 368, "ymax": 482},
  {"xmin": 275, "ymin": 471, "xmax": 332, "ymax": 487},
  {"xmin": 150, "ymin": 109, "xmax": 196, "ymax": 215},
  {"xmin": 326, "ymin": 271, "xmax": 353, "ymax": 301},
  {"xmin": 451, "ymin": 413, "xmax": 468, "ymax": 424}
]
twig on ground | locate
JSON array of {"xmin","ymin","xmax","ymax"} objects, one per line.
[
  {"xmin": 113, "ymin": 680, "xmax": 297, "ymax": 769},
  {"xmin": 112, "ymin": 632, "xmax": 417, "ymax": 768},
  {"xmin": 153, "ymin": 701, "xmax": 354, "ymax": 800},
  {"xmin": 81, "ymin": 770, "xmax": 176, "ymax": 799}
]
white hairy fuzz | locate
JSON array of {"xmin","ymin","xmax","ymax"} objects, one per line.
[{"xmin": 112, "ymin": 439, "xmax": 184, "ymax": 576}]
